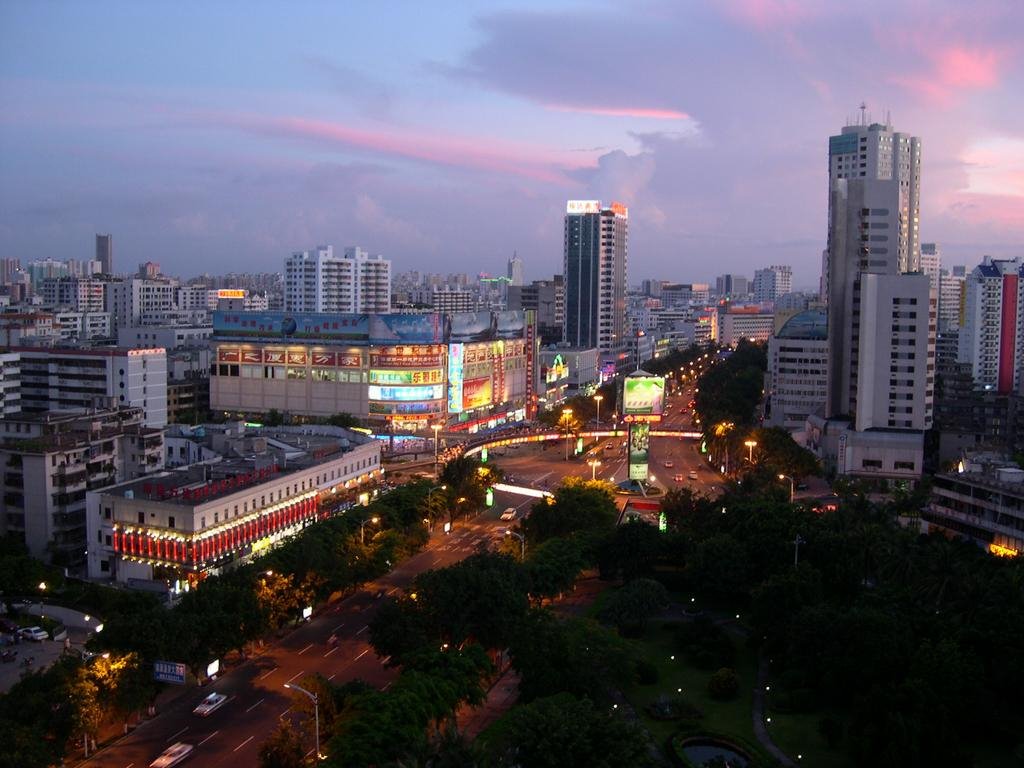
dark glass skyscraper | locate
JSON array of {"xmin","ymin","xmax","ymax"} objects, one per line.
[
  {"xmin": 96, "ymin": 233, "xmax": 113, "ymax": 275},
  {"xmin": 562, "ymin": 200, "xmax": 627, "ymax": 353}
]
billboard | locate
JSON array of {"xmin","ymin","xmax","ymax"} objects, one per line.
[
  {"xmin": 367, "ymin": 384, "xmax": 444, "ymax": 402},
  {"xmin": 628, "ymin": 422, "xmax": 650, "ymax": 481},
  {"xmin": 154, "ymin": 660, "xmax": 187, "ymax": 685},
  {"xmin": 463, "ymin": 377, "xmax": 493, "ymax": 410},
  {"xmin": 494, "ymin": 310, "xmax": 526, "ymax": 340},
  {"xmin": 369, "ymin": 369, "xmax": 443, "ymax": 386},
  {"xmin": 447, "ymin": 343, "xmax": 464, "ymax": 413},
  {"xmin": 369, "ymin": 345, "xmax": 444, "ymax": 368},
  {"xmin": 566, "ymin": 200, "xmax": 601, "ymax": 214},
  {"xmin": 623, "ymin": 375, "xmax": 665, "ymax": 418},
  {"xmin": 447, "ymin": 311, "xmax": 496, "ymax": 343},
  {"xmin": 369, "ymin": 314, "xmax": 446, "ymax": 344},
  {"xmin": 213, "ymin": 311, "xmax": 369, "ymax": 340}
]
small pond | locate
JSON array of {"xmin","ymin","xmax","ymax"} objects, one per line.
[{"xmin": 679, "ymin": 737, "xmax": 750, "ymax": 768}]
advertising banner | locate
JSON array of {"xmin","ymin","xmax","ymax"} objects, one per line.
[
  {"xmin": 448, "ymin": 343, "xmax": 464, "ymax": 413},
  {"xmin": 369, "ymin": 314, "xmax": 445, "ymax": 344},
  {"xmin": 286, "ymin": 350, "xmax": 307, "ymax": 366},
  {"xmin": 494, "ymin": 310, "xmax": 526, "ymax": 340},
  {"xmin": 463, "ymin": 377, "xmax": 493, "ymax": 410},
  {"xmin": 264, "ymin": 349, "xmax": 285, "ymax": 364},
  {"xmin": 623, "ymin": 375, "xmax": 665, "ymax": 417},
  {"xmin": 154, "ymin": 660, "xmax": 187, "ymax": 685},
  {"xmin": 369, "ymin": 369, "xmax": 443, "ymax": 386},
  {"xmin": 368, "ymin": 384, "xmax": 444, "ymax": 402},
  {"xmin": 217, "ymin": 347, "xmax": 240, "ymax": 363},
  {"xmin": 370, "ymin": 345, "xmax": 444, "ymax": 368},
  {"xmin": 240, "ymin": 349, "xmax": 263, "ymax": 364},
  {"xmin": 447, "ymin": 311, "xmax": 496, "ymax": 343},
  {"xmin": 213, "ymin": 311, "xmax": 369, "ymax": 340},
  {"xmin": 628, "ymin": 422, "xmax": 650, "ymax": 481},
  {"xmin": 566, "ymin": 200, "xmax": 601, "ymax": 214}
]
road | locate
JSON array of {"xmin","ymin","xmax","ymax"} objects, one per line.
[
  {"xmin": 84, "ymin": 390, "xmax": 713, "ymax": 768},
  {"xmin": 81, "ymin": 508, "xmax": 516, "ymax": 768}
]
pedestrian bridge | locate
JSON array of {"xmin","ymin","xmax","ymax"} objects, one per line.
[{"xmin": 463, "ymin": 428, "xmax": 700, "ymax": 458}]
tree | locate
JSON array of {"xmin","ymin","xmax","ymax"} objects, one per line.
[
  {"xmin": 255, "ymin": 571, "xmax": 305, "ymax": 630},
  {"xmin": 597, "ymin": 519, "xmax": 663, "ymax": 581},
  {"xmin": 493, "ymin": 693, "xmax": 654, "ymax": 768},
  {"xmin": 521, "ymin": 479, "xmax": 617, "ymax": 544},
  {"xmin": 707, "ymin": 668, "xmax": 740, "ymax": 700},
  {"xmin": 259, "ymin": 719, "xmax": 306, "ymax": 768},
  {"xmin": 598, "ymin": 578, "xmax": 669, "ymax": 636},
  {"xmin": 524, "ymin": 536, "xmax": 587, "ymax": 602},
  {"xmin": 748, "ymin": 426, "xmax": 820, "ymax": 479}
]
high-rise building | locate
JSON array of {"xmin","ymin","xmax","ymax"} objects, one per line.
[
  {"xmin": 827, "ymin": 113, "xmax": 921, "ymax": 274},
  {"xmin": 96, "ymin": 233, "xmax": 113, "ymax": 275},
  {"xmin": 38, "ymin": 277, "xmax": 105, "ymax": 313},
  {"xmin": 508, "ymin": 277, "xmax": 563, "ymax": 342},
  {"xmin": 715, "ymin": 274, "xmax": 750, "ymax": 298},
  {"xmin": 767, "ymin": 309, "xmax": 828, "ymax": 431},
  {"xmin": 826, "ymin": 175, "xmax": 934, "ymax": 431},
  {"xmin": 752, "ymin": 266, "xmax": 793, "ymax": 303},
  {"xmin": 958, "ymin": 257, "xmax": 1024, "ymax": 394},
  {"xmin": 507, "ymin": 253, "xmax": 524, "ymax": 287},
  {"xmin": 563, "ymin": 201, "xmax": 627, "ymax": 353},
  {"xmin": 938, "ymin": 267, "xmax": 965, "ymax": 331},
  {"xmin": 920, "ymin": 243, "xmax": 942, "ymax": 297},
  {"xmin": 284, "ymin": 245, "xmax": 392, "ymax": 314}
]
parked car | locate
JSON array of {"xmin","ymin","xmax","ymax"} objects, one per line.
[
  {"xmin": 500, "ymin": 507, "xmax": 518, "ymax": 521},
  {"xmin": 662, "ymin": 460, "xmax": 674, "ymax": 468},
  {"xmin": 19, "ymin": 627, "xmax": 48, "ymax": 642},
  {"xmin": 1, "ymin": 649, "xmax": 17, "ymax": 662},
  {"xmin": 688, "ymin": 471, "xmax": 698, "ymax": 480},
  {"xmin": 192, "ymin": 692, "xmax": 228, "ymax": 717},
  {"xmin": 150, "ymin": 742, "xmax": 194, "ymax": 768}
]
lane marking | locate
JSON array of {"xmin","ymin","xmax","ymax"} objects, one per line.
[
  {"xmin": 279, "ymin": 706, "xmax": 292, "ymax": 718},
  {"xmin": 387, "ymin": 587, "xmax": 398, "ymax": 595},
  {"xmin": 166, "ymin": 726, "xmax": 188, "ymax": 742},
  {"xmin": 245, "ymin": 698, "xmax": 264, "ymax": 713},
  {"xmin": 198, "ymin": 731, "xmax": 219, "ymax": 747},
  {"xmin": 297, "ymin": 643, "xmax": 313, "ymax": 655},
  {"xmin": 258, "ymin": 667, "xmax": 277, "ymax": 680},
  {"xmin": 233, "ymin": 735, "xmax": 255, "ymax": 752},
  {"xmin": 327, "ymin": 673, "xmax": 336, "ymax": 681},
  {"xmin": 323, "ymin": 647, "xmax": 338, "ymax": 658},
  {"xmin": 356, "ymin": 625, "xmax": 368, "ymax": 635},
  {"xmin": 285, "ymin": 670, "xmax": 304, "ymax": 684},
  {"xmin": 380, "ymin": 655, "xmax": 391, "ymax": 665},
  {"xmin": 354, "ymin": 649, "xmax": 369, "ymax": 661},
  {"xmin": 382, "ymin": 681, "xmax": 392, "ymax": 691},
  {"xmin": 332, "ymin": 623, "xmax": 345, "ymax": 633}
]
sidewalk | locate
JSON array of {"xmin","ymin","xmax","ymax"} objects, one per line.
[{"xmin": 457, "ymin": 668, "xmax": 521, "ymax": 740}]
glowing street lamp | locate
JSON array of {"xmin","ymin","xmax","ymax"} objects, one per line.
[
  {"xmin": 594, "ymin": 394, "xmax": 603, "ymax": 427},
  {"xmin": 744, "ymin": 439, "xmax": 757, "ymax": 464},
  {"xmin": 284, "ymin": 683, "xmax": 321, "ymax": 760},
  {"xmin": 562, "ymin": 408, "xmax": 574, "ymax": 461},
  {"xmin": 778, "ymin": 473, "xmax": 795, "ymax": 502},
  {"xmin": 431, "ymin": 423, "xmax": 442, "ymax": 479},
  {"xmin": 360, "ymin": 516, "xmax": 380, "ymax": 545},
  {"xmin": 587, "ymin": 459, "xmax": 602, "ymax": 481}
]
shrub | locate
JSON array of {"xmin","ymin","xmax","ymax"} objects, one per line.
[
  {"xmin": 818, "ymin": 716, "xmax": 844, "ymax": 748},
  {"xmin": 676, "ymin": 616, "xmax": 736, "ymax": 670},
  {"xmin": 707, "ymin": 667, "xmax": 740, "ymax": 701},
  {"xmin": 635, "ymin": 659, "xmax": 660, "ymax": 685}
]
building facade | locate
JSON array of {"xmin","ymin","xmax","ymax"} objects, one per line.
[
  {"xmin": 96, "ymin": 234, "xmax": 113, "ymax": 275},
  {"xmin": 752, "ymin": 266, "xmax": 793, "ymax": 304},
  {"xmin": 958, "ymin": 257, "xmax": 1023, "ymax": 394},
  {"xmin": 767, "ymin": 310, "xmax": 828, "ymax": 431},
  {"xmin": 209, "ymin": 310, "xmax": 535, "ymax": 430},
  {"xmin": 15, "ymin": 347, "xmax": 168, "ymax": 427},
  {"xmin": 563, "ymin": 200, "xmax": 627, "ymax": 354},
  {"xmin": 284, "ymin": 245, "xmax": 392, "ymax": 315},
  {"xmin": 0, "ymin": 407, "xmax": 163, "ymax": 566},
  {"xmin": 719, "ymin": 309, "xmax": 775, "ymax": 346}
]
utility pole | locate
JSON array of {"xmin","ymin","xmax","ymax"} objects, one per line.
[{"xmin": 793, "ymin": 534, "xmax": 805, "ymax": 567}]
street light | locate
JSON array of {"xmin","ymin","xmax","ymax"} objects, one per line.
[
  {"xmin": 284, "ymin": 682, "xmax": 321, "ymax": 760},
  {"xmin": 504, "ymin": 529, "xmax": 526, "ymax": 560},
  {"xmin": 587, "ymin": 459, "xmax": 602, "ymax": 481},
  {"xmin": 360, "ymin": 516, "xmax": 380, "ymax": 545},
  {"xmin": 744, "ymin": 439, "xmax": 757, "ymax": 464},
  {"xmin": 594, "ymin": 394, "xmax": 603, "ymax": 427},
  {"xmin": 423, "ymin": 485, "xmax": 448, "ymax": 532},
  {"xmin": 778, "ymin": 474, "xmax": 794, "ymax": 502},
  {"xmin": 562, "ymin": 408, "xmax": 573, "ymax": 461},
  {"xmin": 431, "ymin": 423, "xmax": 442, "ymax": 479}
]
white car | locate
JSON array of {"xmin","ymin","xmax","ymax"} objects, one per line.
[
  {"xmin": 192, "ymin": 692, "xmax": 228, "ymax": 717},
  {"xmin": 150, "ymin": 742, "xmax": 194, "ymax": 768},
  {"xmin": 500, "ymin": 507, "xmax": 518, "ymax": 521},
  {"xmin": 19, "ymin": 626, "xmax": 48, "ymax": 642}
]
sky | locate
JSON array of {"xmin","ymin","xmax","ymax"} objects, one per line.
[{"xmin": 1, "ymin": 0, "xmax": 1022, "ymax": 289}]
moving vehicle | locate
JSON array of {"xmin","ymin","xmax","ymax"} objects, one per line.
[
  {"xmin": 19, "ymin": 627, "xmax": 48, "ymax": 642},
  {"xmin": 192, "ymin": 692, "xmax": 227, "ymax": 717},
  {"xmin": 688, "ymin": 471, "xmax": 698, "ymax": 480},
  {"xmin": 1, "ymin": 649, "xmax": 16, "ymax": 662},
  {"xmin": 500, "ymin": 507, "xmax": 518, "ymax": 521},
  {"xmin": 149, "ymin": 742, "xmax": 194, "ymax": 768},
  {"xmin": 673, "ymin": 474, "xmax": 685, "ymax": 482},
  {"xmin": 662, "ymin": 460, "xmax": 674, "ymax": 468}
]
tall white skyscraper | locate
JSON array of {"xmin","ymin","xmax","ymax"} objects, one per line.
[
  {"xmin": 920, "ymin": 242, "xmax": 941, "ymax": 297},
  {"xmin": 827, "ymin": 112, "xmax": 921, "ymax": 273},
  {"xmin": 826, "ymin": 170, "xmax": 934, "ymax": 431},
  {"xmin": 563, "ymin": 201, "xmax": 628, "ymax": 353},
  {"xmin": 752, "ymin": 265, "xmax": 793, "ymax": 303},
  {"xmin": 958, "ymin": 257, "xmax": 1024, "ymax": 394},
  {"xmin": 284, "ymin": 245, "xmax": 391, "ymax": 314},
  {"xmin": 507, "ymin": 253, "xmax": 524, "ymax": 287}
]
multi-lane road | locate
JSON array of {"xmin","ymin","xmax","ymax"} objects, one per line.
[{"xmin": 82, "ymin": 392, "xmax": 708, "ymax": 768}]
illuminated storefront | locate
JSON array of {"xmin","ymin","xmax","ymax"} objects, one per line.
[{"xmin": 211, "ymin": 310, "xmax": 535, "ymax": 428}]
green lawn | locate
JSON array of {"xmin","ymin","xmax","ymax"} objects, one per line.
[{"xmin": 621, "ymin": 622, "xmax": 760, "ymax": 754}]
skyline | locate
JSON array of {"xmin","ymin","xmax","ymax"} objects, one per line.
[{"xmin": 1, "ymin": 1, "xmax": 1022, "ymax": 286}]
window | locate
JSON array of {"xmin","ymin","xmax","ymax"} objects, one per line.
[
  {"xmin": 168, "ymin": 516, "xmax": 175, "ymax": 529},
  {"xmin": 138, "ymin": 511, "xmax": 145, "ymax": 524}
]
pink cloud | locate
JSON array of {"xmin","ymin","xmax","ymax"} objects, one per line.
[
  {"xmin": 720, "ymin": 0, "xmax": 819, "ymax": 29},
  {"xmin": 216, "ymin": 112, "xmax": 590, "ymax": 184},
  {"xmin": 545, "ymin": 103, "xmax": 690, "ymax": 120},
  {"xmin": 935, "ymin": 46, "xmax": 1001, "ymax": 89}
]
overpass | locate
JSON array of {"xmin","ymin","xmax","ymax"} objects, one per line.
[{"xmin": 462, "ymin": 428, "xmax": 700, "ymax": 458}]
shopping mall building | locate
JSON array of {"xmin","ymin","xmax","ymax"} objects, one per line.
[{"xmin": 210, "ymin": 310, "xmax": 537, "ymax": 431}]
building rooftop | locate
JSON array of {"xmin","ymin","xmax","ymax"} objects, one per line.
[{"xmin": 776, "ymin": 309, "xmax": 828, "ymax": 340}]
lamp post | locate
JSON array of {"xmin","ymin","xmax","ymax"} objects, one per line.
[
  {"xmin": 587, "ymin": 459, "xmax": 602, "ymax": 481},
  {"xmin": 744, "ymin": 439, "xmax": 757, "ymax": 464},
  {"xmin": 423, "ymin": 485, "xmax": 447, "ymax": 533},
  {"xmin": 594, "ymin": 394, "xmax": 603, "ymax": 427},
  {"xmin": 431, "ymin": 423, "xmax": 442, "ymax": 479},
  {"xmin": 562, "ymin": 408, "xmax": 573, "ymax": 461},
  {"xmin": 778, "ymin": 474, "xmax": 794, "ymax": 502},
  {"xmin": 792, "ymin": 533, "xmax": 806, "ymax": 567},
  {"xmin": 504, "ymin": 529, "xmax": 526, "ymax": 560},
  {"xmin": 360, "ymin": 516, "xmax": 380, "ymax": 545},
  {"xmin": 284, "ymin": 682, "xmax": 320, "ymax": 760}
]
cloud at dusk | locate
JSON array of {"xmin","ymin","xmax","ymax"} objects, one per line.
[{"xmin": 0, "ymin": 0, "xmax": 1021, "ymax": 285}]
